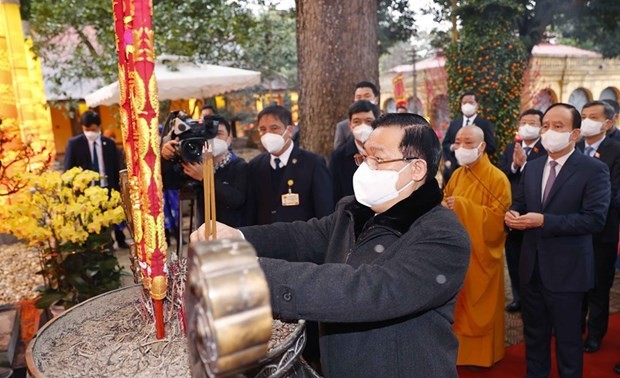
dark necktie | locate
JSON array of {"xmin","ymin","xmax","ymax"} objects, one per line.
[
  {"xmin": 523, "ymin": 146, "xmax": 532, "ymax": 156},
  {"xmin": 465, "ymin": 119, "xmax": 471, "ymax": 126},
  {"xmin": 274, "ymin": 157, "xmax": 282, "ymax": 170},
  {"xmin": 92, "ymin": 141, "xmax": 100, "ymax": 173},
  {"xmin": 542, "ymin": 160, "xmax": 558, "ymax": 205},
  {"xmin": 584, "ymin": 146, "xmax": 595, "ymax": 157}
]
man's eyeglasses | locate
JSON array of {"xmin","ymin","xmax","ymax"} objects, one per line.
[{"xmin": 354, "ymin": 154, "xmax": 418, "ymax": 170}]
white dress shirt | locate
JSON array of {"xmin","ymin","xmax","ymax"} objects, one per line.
[
  {"xmin": 270, "ymin": 141, "xmax": 294, "ymax": 170},
  {"xmin": 462, "ymin": 114, "xmax": 478, "ymax": 127}
]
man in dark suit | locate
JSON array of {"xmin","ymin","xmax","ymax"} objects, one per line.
[
  {"xmin": 498, "ymin": 109, "xmax": 546, "ymax": 313},
  {"xmin": 333, "ymin": 81, "xmax": 380, "ymax": 150},
  {"xmin": 602, "ymin": 99, "xmax": 620, "ymax": 141},
  {"xmin": 505, "ymin": 103, "xmax": 610, "ymax": 378},
  {"xmin": 246, "ymin": 105, "xmax": 334, "ymax": 225},
  {"xmin": 576, "ymin": 100, "xmax": 620, "ymax": 353},
  {"xmin": 64, "ymin": 110, "xmax": 127, "ymax": 248},
  {"xmin": 246, "ymin": 105, "xmax": 333, "ymax": 370},
  {"xmin": 329, "ymin": 100, "xmax": 380, "ymax": 203},
  {"xmin": 442, "ymin": 91, "xmax": 497, "ymax": 184}
]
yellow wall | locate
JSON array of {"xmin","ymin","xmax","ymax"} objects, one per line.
[{"xmin": 49, "ymin": 104, "xmax": 73, "ymax": 154}]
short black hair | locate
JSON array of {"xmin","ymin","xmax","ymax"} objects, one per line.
[
  {"xmin": 543, "ymin": 103, "xmax": 581, "ymax": 129},
  {"xmin": 81, "ymin": 110, "xmax": 101, "ymax": 127},
  {"xmin": 205, "ymin": 114, "xmax": 230, "ymax": 135},
  {"xmin": 348, "ymin": 100, "xmax": 380, "ymax": 121},
  {"xmin": 373, "ymin": 113, "xmax": 440, "ymax": 180},
  {"xmin": 460, "ymin": 91, "xmax": 478, "ymax": 103},
  {"xmin": 355, "ymin": 81, "xmax": 380, "ymax": 97},
  {"xmin": 602, "ymin": 99, "xmax": 620, "ymax": 115},
  {"xmin": 201, "ymin": 104, "xmax": 216, "ymax": 112},
  {"xmin": 519, "ymin": 109, "xmax": 544, "ymax": 123},
  {"xmin": 583, "ymin": 100, "xmax": 616, "ymax": 120},
  {"xmin": 257, "ymin": 105, "xmax": 293, "ymax": 127}
]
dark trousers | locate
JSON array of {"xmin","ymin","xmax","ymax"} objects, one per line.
[
  {"xmin": 582, "ymin": 241, "xmax": 618, "ymax": 341},
  {"xmin": 505, "ymin": 231, "xmax": 522, "ymax": 304},
  {"xmin": 522, "ymin": 260, "xmax": 584, "ymax": 378}
]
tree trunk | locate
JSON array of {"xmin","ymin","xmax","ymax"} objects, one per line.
[{"xmin": 296, "ymin": 0, "xmax": 379, "ymax": 158}]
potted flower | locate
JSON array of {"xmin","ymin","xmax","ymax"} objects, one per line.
[{"xmin": 0, "ymin": 167, "xmax": 125, "ymax": 310}]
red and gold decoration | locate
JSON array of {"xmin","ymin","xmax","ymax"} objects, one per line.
[
  {"xmin": 392, "ymin": 73, "xmax": 408, "ymax": 107},
  {"xmin": 112, "ymin": 0, "xmax": 167, "ymax": 339}
]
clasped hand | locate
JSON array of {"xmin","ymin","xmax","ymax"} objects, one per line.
[{"xmin": 504, "ymin": 210, "xmax": 544, "ymax": 230}]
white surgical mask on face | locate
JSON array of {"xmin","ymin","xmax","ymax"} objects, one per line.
[
  {"xmin": 580, "ymin": 118, "xmax": 605, "ymax": 137},
  {"xmin": 352, "ymin": 124, "xmax": 373, "ymax": 143},
  {"xmin": 518, "ymin": 124, "xmax": 540, "ymax": 140},
  {"xmin": 454, "ymin": 143, "xmax": 482, "ymax": 166},
  {"xmin": 353, "ymin": 161, "xmax": 413, "ymax": 207},
  {"xmin": 260, "ymin": 128, "xmax": 288, "ymax": 154},
  {"xmin": 84, "ymin": 130, "xmax": 100, "ymax": 142},
  {"xmin": 461, "ymin": 103, "xmax": 477, "ymax": 117},
  {"xmin": 541, "ymin": 129, "xmax": 572, "ymax": 153},
  {"xmin": 211, "ymin": 138, "xmax": 229, "ymax": 157}
]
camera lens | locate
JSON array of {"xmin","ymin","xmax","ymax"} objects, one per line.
[{"xmin": 180, "ymin": 140, "xmax": 204, "ymax": 163}]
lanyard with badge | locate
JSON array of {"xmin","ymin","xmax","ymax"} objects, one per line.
[{"xmin": 281, "ymin": 179, "xmax": 300, "ymax": 206}]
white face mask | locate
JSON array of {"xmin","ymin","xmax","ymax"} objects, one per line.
[
  {"xmin": 352, "ymin": 124, "xmax": 373, "ymax": 143},
  {"xmin": 211, "ymin": 138, "xmax": 229, "ymax": 157},
  {"xmin": 353, "ymin": 161, "xmax": 413, "ymax": 208},
  {"xmin": 84, "ymin": 130, "xmax": 100, "ymax": 142},
  {"xmin": 541, "ymin": 129, "xmax": 572, "ymax": 153},
  {"xmin": 454, "ymin": 143, "xmax": 482, "ymax": 166},
  {"xmin": 260, "ymin": 128, "xmax": 288, "ymax": 154},
  {"xmin": 518, "ymin": 124, "xmax": 540, "ymax": 140},
  {"xmin": 461, "ymin": 103, "xmax": 477, "ymax": 117},
  {"xmin": 580, "ymin": 118, "xmax": 605, "ymax": 137}
]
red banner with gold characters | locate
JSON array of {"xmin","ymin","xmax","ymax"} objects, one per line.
[
  {"xmin": 112, "ymin": 0, "xmax": 167, "ymax": 339},
  {"xmin": 392, "ymin": 73, "xmax": 408, "ymax": 104}
]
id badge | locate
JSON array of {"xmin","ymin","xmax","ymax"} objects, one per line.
[{"xmin": 281, "ymin": 192, "xmax": 300, "ymax": 206}]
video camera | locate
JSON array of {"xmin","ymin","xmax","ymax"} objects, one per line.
[
  {"xmin": 164, "ymin": 111, "xmax": 221, "ymax": 163},
  {"xmin": 161, "ymin": 111, "xmax": 225, "ymax": 190}
]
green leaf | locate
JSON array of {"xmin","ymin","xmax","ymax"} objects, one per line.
[{"xmin": 35, "ymin": 292, "xmax": 64, "ymax": 309}]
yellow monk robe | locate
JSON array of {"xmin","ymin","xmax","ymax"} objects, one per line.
[{"xmin": 444, "ymin": 153, "xmax": 511, "ymax": 367}]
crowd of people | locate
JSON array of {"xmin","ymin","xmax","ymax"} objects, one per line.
[{"xmin": 65, "ymin": 80, "xmax": 620, "ymax": 377}]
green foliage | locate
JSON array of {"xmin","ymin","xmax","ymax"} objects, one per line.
[
  {"xmin": 24, "ymin": 0, "xmax": 416, "ymax": 98},
  {"xmin": 35, "ymin": 231, "xmax": 122, "ymax": 310},
  {"xmin": 378, "ymin": 0, "xmax": 417, "ymax": 55},
  {"xmin": 552, "ymin": 0, "xmax": 620, "ymax": 58},
  {"xmin": 446, "ymin": 0, "xmax": 527, "ymax": 158},
  {"xmin": 237, "ymin": 8, "xmax": 298, "ymax": 87}
]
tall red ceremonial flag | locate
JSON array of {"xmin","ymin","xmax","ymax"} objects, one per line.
[{"xmin": 112, "ymin": 0, "xmax": 167, "ymax": 339}]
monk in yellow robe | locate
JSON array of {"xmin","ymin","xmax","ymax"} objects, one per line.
[{"xmin": 444, "ymin": 125, "xmax": 511, "ymax": 367}]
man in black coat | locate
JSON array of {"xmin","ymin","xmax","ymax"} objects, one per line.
[
  {"xmin": 576, "ymin": 100, "xmax": 620, "ymax": 353},
  {"xmin": 193, "ymin": 114, "xmax": 471, "ymax": 378},
  {"xmin": 333, "ymin": 81, "xmax": 380, "ymax": 150},
  {"xmin": 442, "ymin": 91, "xmax": 497, "ymax": 184},
  {"xmin": 63, "ymin": 110, "xmax": 127, "ymax": 248},
  {"xmin": 329, "ymin": 100, "xmax": 380, "ymax": 203},
  {"xmin": 505, "ymin": 103, "xmax": 610, "ymax": 378},
  {"xmin": 498, "ymin": 109, "xmax": 546, "ymax": 313},
  {"xmin": 245, "ymin": 105, "xmax": 334, "ymax": 370},
  {"xmin": 245, "ymin": 105, "xmax": 333, "ymax": 226}
]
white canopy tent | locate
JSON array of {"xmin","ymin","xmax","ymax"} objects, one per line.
[{"xmin": 85, "ymin": 61, "xmax": 261, "ymax": 107}]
